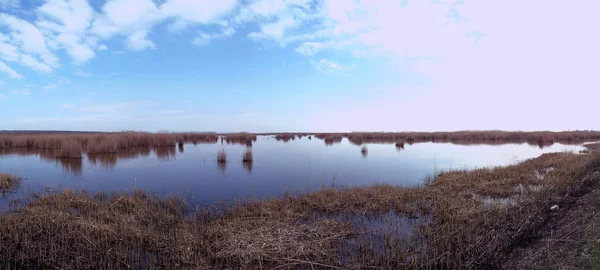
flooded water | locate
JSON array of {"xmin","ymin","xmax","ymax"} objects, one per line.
[{"xmin": 0, "ymin": 136, "xmax": 586, "ymax": 209}]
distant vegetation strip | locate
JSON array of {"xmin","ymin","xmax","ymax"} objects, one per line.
[{"xmin": 1, "ymin": 131, "xmax": 599, "ymax": 158}]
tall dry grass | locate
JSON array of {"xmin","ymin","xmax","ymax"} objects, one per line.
[{"xmin": 0, "ymin": 132, "xmax": 218, "ymax": 158}]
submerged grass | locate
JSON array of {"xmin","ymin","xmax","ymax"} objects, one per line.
[
  {"xmin": 0, "ymin": 173, "xmax": 20, "ymax": 194},
  {"xmin": 1, "ymin": 148, "xmax": 599, "ymax": 268}
]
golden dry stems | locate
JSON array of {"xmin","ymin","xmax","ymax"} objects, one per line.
[{"xmin": 0, "ymin": 173, "xmax": 20, "ymax": 193}]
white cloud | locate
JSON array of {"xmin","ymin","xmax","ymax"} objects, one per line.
[
  {"xmin": 0, "ymin": 14, "xmax": 60, "ymax": 69},
  {"xmin": 0, "ymin": 60, "xmax": 23, "ymax": 79},
  {"xmin": 313, "ymin": 58, "xmax": 354, "ymax": 74},
  {"xmin": 161, "ymin": 0, "xmax": 238, "ymax": 25},
  {"xmin": 127, "ymin": 29, "xmax": 155, "ymax": 51},
  {"xmin": 20, "ymin": 54, "xmax": 53, "ymax": 73},
  {"xmin": 11, "ymin": 88, "xmax": 31, "ymax": 95},
  {"xmin": 36, "ymin": 0, "xmax": 97, "ymax": 64},
  {"xmin": 192, "ymin": 21, "xmax": 235, "ymax": 45},
  {"xmin": 74, "ymin": 70, "xmax": 92, "ymax": 77},
  {"xmin": 97, "ymin": 44, "xmax": 108, "ymax": 51}
]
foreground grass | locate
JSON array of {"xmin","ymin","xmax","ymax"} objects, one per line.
[{"xmin": 1, "ymin": 151, "xmax": 599, "ymax": 268}]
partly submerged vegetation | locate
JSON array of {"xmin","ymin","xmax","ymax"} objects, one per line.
[
  {"xmin": 0, "ymin": 173, "xmax": 20, "ymax": 194},
  {"xmin": 1, "ymin": 150, "xmax": 599, "ymax": 268},
  {"xmin": 2, "ymin": 131, "xmax": 599, "ymax": 157}
]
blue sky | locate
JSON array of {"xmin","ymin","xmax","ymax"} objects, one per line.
[{"xmin": 0, "ymin": 0, "xmax": 598, "ymax": 132}]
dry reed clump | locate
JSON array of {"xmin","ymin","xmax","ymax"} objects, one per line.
[
  {"xmin": 361, "ymin": 145, "xmax": 368, "ymax": 153},
  {"xmin": 275, "ymin": 134, "xmax": 296, "ymax": 142},
  {"xmin": 223, "ymin": 133, "xmax": 257, "ymax": 146},
  {"xmin": 217, "ymin": 149, "xmax": 227, "ymax": 163},
  {"xmin": 0, "ymin": 173, "xmax": 21, "ymax": 193},
  {"xmin": 242, "ymin": 148, "xmax": 253, "ymax": 163},
  {"xmin": 315, "ymin": 133, "xmax": 344, "ymax": 145},
  {"xmin": 56, "ymin": 140, "xmax": 83, "ymax": 159}
]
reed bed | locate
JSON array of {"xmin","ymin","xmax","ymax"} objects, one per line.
[
  {"xmin": 0, "ymin": 132, "xmax": 218, "ymax": 158},
  {"xmin": 274, "ymin": 134, "xmax": 296, "ymax": 142},
  {"xmin": 0, "ymin": 173, "xmax": 20, "ymax": 193},
  {"xmin": 315, "ymin": 133, "xmax": 344, "ymax": 145},
  {"xmin": 344, "ymin": 131, "xmax": 600, "ymax": 146},
  {"xmin": 223, "ymin": 132, "xmax": 257, "ymax": 146},
  {"xmin": 2, "ymin": 151, "xmax": 598, "ymax": 268}
]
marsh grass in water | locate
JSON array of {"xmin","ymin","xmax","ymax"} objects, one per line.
[
  {"xmin": 1, "ymin": 151, "xmax": 599, "ymax": 268},
  {"xmin": 0, "ymin": 173, "xmax": 20, "ymax": 194}
]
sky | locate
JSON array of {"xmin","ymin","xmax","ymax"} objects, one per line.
[{"xmin": 0, "ymin": 0, "xmax": 598, "ymax": 132}]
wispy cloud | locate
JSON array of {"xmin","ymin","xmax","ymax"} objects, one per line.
[
  {"xmin": 74, "ymin": 70, "xmax": 92, "ymax": 77},
  {"xmin": 0, "ymin": 60, "xmax": 23, "ymax": 79},
  {"xmin": 0, "ymin": 93, "xmax": 6, "ymax": 99},
  {"xmin": 11, "ymin": 88, "xmax": 30, "ymax": 95},
  {"xmin": 312, "ymin": 59, "xmax": 354, "ymax": 74},
  {"xmin": 42, "ymin": 84, "xmax": 57, "ymax": 89},
  {"xmin": 62, "ymin": 101, "xmax": 153, "ymax": 114}
]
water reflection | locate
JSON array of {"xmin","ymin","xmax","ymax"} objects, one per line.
[
  {"xmin": 217, "ymin": 161, "xmax": 227, "ymax": 174},
  {"xmin": 178, "ymin": 143, "xmax": 184, "ymax": 153},
  {"xmin": 243, "ymin": 161, "xmax": 253, "ymax": 173},
  {"xmin": 155, "ymin": 146, "xmax": 176, "ymax": 161},
  {"xmin": 0, "ymin": 148, "xmax": 83, "ymax": 175},
  {"xmin": 87, "ymin": 147, "xmax": 152, "ymax": 169},
  {"xmin": 0, "ymin": 137, "xmax": 590, "ymax": 209}
]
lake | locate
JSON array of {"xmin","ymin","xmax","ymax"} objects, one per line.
[{"xmin": 0, "ymin": 136, "xmax": 587, "ymax": 210}]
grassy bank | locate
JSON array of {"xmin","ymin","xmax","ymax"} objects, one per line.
[{"xmin": 1, "ymin": 151, "xmax": 599, "ymax": 268}]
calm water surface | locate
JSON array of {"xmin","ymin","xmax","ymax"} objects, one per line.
[{"xmin": 0, "ymin": 136, "xmax": 586, "ymax": 209}]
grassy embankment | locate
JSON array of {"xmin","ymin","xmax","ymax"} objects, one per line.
[{"xmin": 1, "ymin": 143, "xmax": 600, "ymax": 268}]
